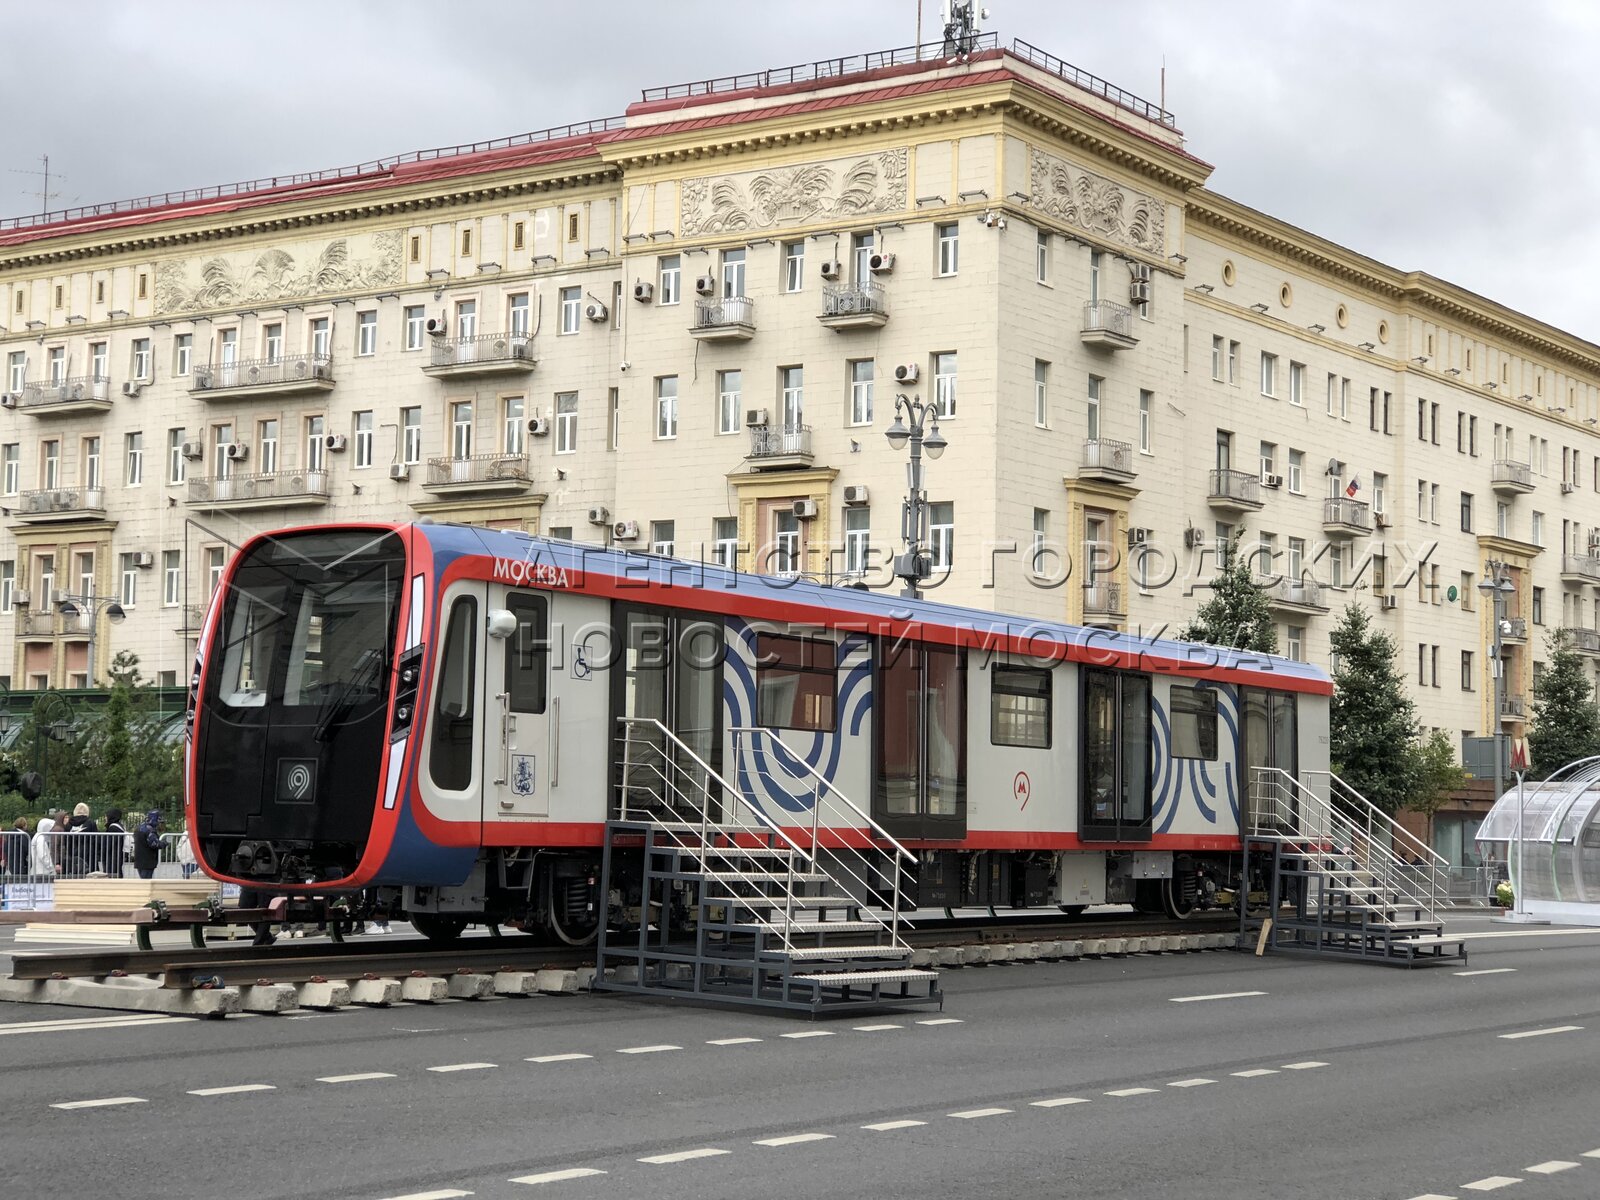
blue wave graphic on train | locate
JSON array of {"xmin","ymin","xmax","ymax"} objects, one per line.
[
  {"xmin": 1151, "ymin": 683, "xmax": 1239, "ymax": 833},
  {"xmin": 722, "ymin": 617, "xmax": 871, "ymax": 815}
]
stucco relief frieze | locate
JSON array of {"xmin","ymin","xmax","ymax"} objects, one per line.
[
  {"xmin": 1029, "ymin": 148, "xmax": 1166, "ymax": 256},
  {"xmin": 680, "ymin": 149, "xmax": 908, "ymax": 235},
  {"xmin": 154, "ymin": 230, "xmax": 402, "ymax": 314}
]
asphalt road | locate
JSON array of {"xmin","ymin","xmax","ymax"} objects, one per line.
[{"xmin": 3, "ymin": 915, "xmax": 1598, "ymax": 1200}]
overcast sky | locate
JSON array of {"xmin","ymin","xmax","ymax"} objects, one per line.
[{"xmin": 4, "ymin": 1, "xmax": 1596, "ymax": 339}]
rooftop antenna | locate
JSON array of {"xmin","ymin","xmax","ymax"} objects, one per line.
[
  {"xmin": 9, "ymin": 154, "xmax": 66, "ymax": 217},
  {"xmin": 941, "ymin": 0, "xmax": 988, "ymax": 60},
  {"xmin": 1160, "ymin": 56, "xmax": 1166, "ymax": 115}
]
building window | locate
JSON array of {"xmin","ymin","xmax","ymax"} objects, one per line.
[
  {"xmin": 6, "ymin": 351, "xmax": 24, "ymax": 392},
  {"xmin": 168, "ymin": 429, "xmax": 186, "ymax": 485},
  {"xmin": 131, "ymin": 337, "xmax": 152, "ymax": 380},
  {"xmin": 0, "ymin": 561, "xmax": 12, "ymax": 614},
  {"xmin": 720, "ymin": 248, "xmax": 746, "ymax": 298},
  {"xmin": 555, "ymin": 392, "xmax": 578, "ymax": 454},
  {"xmin": 1532, "ymin": 510, "xmax": 1545, "ymax": 546},
  {"xmin": 46, "ymin": 347, "xmax": 64, "ymax": 386},
  {"xmin": 658, "ymin": 255, "xmax": 681, "ymax": 305},
  {"xmin": 312, "ymin": 318, "xmax": 332, "ymax": 360},
  {"xmin": 356, "ymin": 311, "xmax": 377, "ymax": 357},
  {"xmin": 124, "ymin": 432, "xmax": 143, "ymax": 486},
  {"xmin": 206, "ymin": 547, "xmax": 225, "ymax": 595},
  {"xmin": 1036, "ymin": 232, "xmax": 1049, "ymax": 283},
  {"xmin": 263, "ymin": 322, "xmax": 283, "ymax": 364},
  {"xmin": 83, "ymin": 437, "xmax": 101, "ymax": 489},
  {"xmin": 409, "ymin": 235, "xmax": 421, "ymax": 264},
  {"xmin": 451, "ymin": 401, "xmax": 473, "ymax": 458},
  {"xmin": 42, "ymin": 439, "xmax": 60, "ymax": 489},
  {"xmin": 455, "ymin": 300, "xmax": 477, "ymax": 340},
  {"xmin": 1286, "ymin": 626, "xmax": 1305, "ymax": 662},
  {"xmin": 1211, "ymin": 336, "xmax": 1224, "ymax": 381},
  {"xmin": 404, "ymin": 305, "xmax": 425, "ymax": 351},
  {"xmin": 609, "ymin": 388, "xmax": 620, "ymax": 451},
  {"xmin": 780, "ymin": 365, "xmax": 804, "ymax": 428},
  {"xmin": 1461, "ymin": 651, "xmax": 1474, "ymax": 691},
  {"xmin": 1170, "ymin": 685, "xmax": 1219, "ymax": 758},
  {"xmin": 1034, "ymin": 361, "xmax": 1049, "ymax": 429},
  {"xmin": 305, "ymin": 416, "xmax": 325, "ymax": 471},
  {"xmin": 992, "ymin": 664, "xmax": 1052, "ymax": 749},
  {"xmin": 716, "ymin": 370, "xmax": 742, "ymax": 436},
  {"xmin": 650, "ymin": 520, "xmax": 676, "ymax": 557},
  {"xmin": 173, "ymin": 333, "xmax": 192, "ymax": 376},
  {"xmin": 1228, "ymin": 340, "xmax": 1239, "ymax": 384},
  {"xmin": 1, "ymin": 443, "xmax": 16, "ymax": 495},
  {"xmin": 353, "ymin": 410, "xmax": 374, "ymax": 468},
  {"xmin": 773, "ymin": 510, "xmax": 801, "ymax": 576},
  {"xmin": 1259, "ymin": 440, "xmax": 1277, "ymax": 480},
  {"xmin": 713, "ymin": 517, "xmax": 739, "ymax": 569},
  {"xmin": 844, "ymin": 507, "xmax": 870, "ymax": 576},
  {"xmin": 1289, "ymin": 361, "xmax": 1304, "ymax": 406},
  {"xmin": 656, "ymin": 376, "xmax": 678, "ymax": 439},
  {"xmin": 1460, "ymin": 492, "xmax": 1474, "ymax": 533},
  {"xmin": 851, "ymin": 232, "xmax": 874, "ymax": 283},
  {"xmin": 1286, "ymin": 537, "xmax": 1306, "ymax": 583},
  {"xmin": 929, "ymin": 501, "xmax": 954, "ymax": 571},
  {"xmin": 89, "ymin": 342, "xmax": 108, "ymax": 381},
  {"xmin": 936, "ymin": 222, "xmax": 959, "ymax": 276},
  {"xmin": 219, "ymin": 328, "xmax": 239, "ymax": 369},
  {"xmin": 1533, "ymin": 586, "xmax": 1545, "ymax": 625},
  {"xmin": 1260, "ymin": 352, "xmax": 1278, "ymax": 397},
  {"xmin": 559, "ymin": 287, "xmax": 581, "ymax": 334},
  {"xmin": 1089, "ymin": 250, "xmax": 1102, "ymax": 303},
  {"xmin": 933, "ymin": 352, "xmax": 957, "ymax": 419},
  {"xmin": 509, "ymin": 293, "xmax": 530, "ymax": 337},
  {"xmin": 1032, "ymin": 509, "xmax": 1049, "ymax": 575},
  {"xmin": 782, "ymin": 241, "xmax": 804, "ymax": 292},
  {"xmin": 401, "ymin": 407, "xmax": 422, "ymax": 465},
  {"xmin": 76, "ymin": 551, "xmax": 95, "ymax": 599},
  {"xmin": 1087, "ymin": 375, "xmax": 1102, "ymax": 440},
  {"xmin": 118, "ymin": 554, "xmax": 138, "ymax": 607},
  {"xmin": 756, "ymin": 633, "xmax": 836, "ymax": 732},
  {"xmin": 503, "ymin": 397, "xmax": 526, "ymax": 456},
  {"xmin": 850, "ymin": 360, "xmax": 874, "ymax": 427},
  {"xmin": 258, "ymin": 419, "xmax": 279, "ymax": 473},
  {"xmin": 512, "ymin": 220, "xmax": 526, "ymax": 251}
]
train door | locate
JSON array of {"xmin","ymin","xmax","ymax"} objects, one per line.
[
  {"xmin": 481, "ymin": 588, "xmax": 553, "ymax": 821},
  {"xmin": 1079, "ymin": 668, "xmax": 1152, "ymax": 841},
  {"xmin": 1241, "ymin": 688, "xmax": 1298, "ymax": 831},
  {"xmin": 873, "ymin": 639, "xmax": 967, "ymax": 841},
  {"xmin": 610, "ymin": 604, "xmax": 723, "ymax": 819}
]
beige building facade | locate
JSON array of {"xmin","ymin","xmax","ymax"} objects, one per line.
[{"xmin": 1, "ymin": 36, "xmax": 1598, "ymax": 784}]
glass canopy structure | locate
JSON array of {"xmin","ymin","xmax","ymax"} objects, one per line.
[{"xmin": 1477, "ymin": 757, "xmax": 1600, "ymax": 922}]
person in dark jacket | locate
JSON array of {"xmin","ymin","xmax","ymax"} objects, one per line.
[
  {"xmin": 63, "ymin": 803, "xmax": 98, "ymax": 878},
  {"xmin": 3, "ymin": 817, "xmax": 29, "ymax": 882},
  {"xmin": 102, "ymin": 808, "xmax": 127, "ymax": 879},
  {"xmin": 132, "ymin": 810, "xmax": 164, "ymax": 880}
]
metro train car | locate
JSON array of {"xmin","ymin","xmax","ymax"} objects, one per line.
[{"xmin": 185, "ymin": 521, "xmax": 1331, "ymax": 941}]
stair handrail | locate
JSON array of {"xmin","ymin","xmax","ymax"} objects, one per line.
[
  {"xmin": 730, "ymin": 725, "xmax": 916, "ymax": 946},
  {"xmin": 1317, "ymin": 770, "xmax": 1448, "ymax": 916}
]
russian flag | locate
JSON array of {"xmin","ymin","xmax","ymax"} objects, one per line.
[{"xmin": 1345, "ymin": 474, "xmax": 1361, "ymax": 498}]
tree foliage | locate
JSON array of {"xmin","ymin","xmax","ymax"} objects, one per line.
[
  {"xmin": 1528, "ymin": 628, "xmax": 1600, "ymax": 780},
  {"xmin": 1329, "ymin": 603, "xmax": 1421, "ymax": 813},
  {"xmin": 1408, "ymin": 728, "xmax": 1472, "ymax": 816},
  {"xmin": 1178, "ymin": 529, "xmax": 1277, "ymax": 653}
]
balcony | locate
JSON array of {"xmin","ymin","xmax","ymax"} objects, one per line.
[
  {"xmin": 690, "ymin": 296, "xmax": 756, "ymax": 342},
  {"xmin": 14, "ymin": 487, "xmax": 106, "ymax": 524},
  {"xmin": 1082, "ymin": 581, "xmax": 1125, "ymax": 622},
  {"xmin": 747, "ymin": 423, "xmax": 814, "ymax": 471},
  {"xmin": 421, "ymin": 453, "xmax": 532, "ymax": 496},
  {"xmin": 192, "ymin": 353, "xmax": 335, "ymax": 400},
  {"xmin": 1564, "ymin": 627, "xmax": 1600, "ymax": 656},
  {"xmin": 817, "ymin": 283, "xmax": 889, "ymax": 331},
  {"xmin": 178, "ymin": 605, "xmax": 207, "ymax": 635},
  {"xmin": 1207, "ymin": 468, "xmax": 1262, "ymax": 512},
  {"xmin": 16, "ymin": 610, "xmax": 59, "ymax": 637},
  {"xmin": 1500, "ymin": 694, "xmax": 1527, "ymax": 724},
  {"xmin": 1079, "ymin": 438, "xmax": 1138, "ymax": 485},
  {"xmin": 1322, "ymin": 496, "xmax": 1373, "ymax": 539},
  {"xmin": 1490, "ymin": 459, "xmax": 1534, "ymax": 495},
  {"xmin": 16, "ymin": 376, "xmax": 113, "ymax": 416},
  {"xmin": 421, "ymin": 333, "xmax": 536, "ymax": 379},
  {"xmin": 1560, "ymin": 554, "xmax": 1600, "ymax": 586},
  {"xmin": 1080, "ymin": 301, "xmax": 1138, "ymax": 350},
  {"xmin": 1500, "ymin": 616, "xmax": 1529, "ymax": 645},
  {"xmin": 1262, "ymin": 577, "xmax": 1329, "ymax": 615},
  {"xmin": 187, "ymin": 470, "xmax": 330, "ymax": 512}
]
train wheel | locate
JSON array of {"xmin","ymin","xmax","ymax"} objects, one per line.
[
  {"xmin": 1162, "ymin": 872, "xmax": 1200, "ymax": 920},
  {"xmin": 1057, "ymin": 905, "xmax": 1087, "ymax": 917},
  {"xmin": 410, "ymin": 913, "xmax": 468, "ymax": 943}
]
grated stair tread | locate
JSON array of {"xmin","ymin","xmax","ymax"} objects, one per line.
[
  {"xmin": 701, "ymin": 870, "xmax": 832, "ymax": 884},
  {"xmin": 791, "ymin": 968, "xmax": 940, "ymax": 984},
  {"xmin": 768, "ymin": 944, "xmax": 910, "ymax": 960},
  {"xmin": 742, "ymin": 920, "xmax": 887, "ymax": 934}
]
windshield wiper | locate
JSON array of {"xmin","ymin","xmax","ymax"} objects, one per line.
[{"xmin": 312, "ymin": 648, "xmax": 384, "ymax": 743}]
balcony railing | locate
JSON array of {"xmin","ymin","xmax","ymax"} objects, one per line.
[
  {"xmin": 1323, "ymin": 496, "xmax": 1373, "ymax": 536},
  {"xmin": 1500, "ymin": 694, "xmax": 1527, "ymax": 720},
  {"xmin": 18, "ymin": 376, "xmax": 112, "ymax": 412},
  {"xmin": 422, "ymin": 453, "xmax": 532, "ymax": 491},
  {"xmin": 1080, "ymin": 300, "xmax": 1137, "ymax": 349},
  {"xmin": 1502, "ymin": 616, "xmax": 1529, "ymax": 642},
  {"xmin": 192, "ymin": 353, "xmax": 334, "ymax": 396},
  {"xmin": 1207, "ymin": 468, "xmax": 1262, "ymax": 509},
  {"xmin": 691, "ymin": 296, "xmax": 756, "ymax": 341},
  {"xmin": 15, "ymin": 486, "xmax": 106, "ymax": 521},
  {"xmin": 1262, "ymin": 577, "xmax": 1328, "ymax": 612},
  {"xmin": 1082, "ymin": 581, "xmax": 1124, "ymax": 617},
  {"xmin": 17, "ymin": 610, "xmax": 58, "ymax": 636},
  {"xmin": 749, "ymin": 423, "xmax": 813, "ymax": 461},
  {"xmin": 427, "ymin": 332, "xmax": 534, "ymax": 370},
  {"xmin": 187, "ymin": 470, "xmax": 330, "ymax": 508},
  {"xmin": 1561, "ymin": 554, "xmax": 1600, "ymax": 585},
  {"xmin": 1491, "ymin": 459, "xmax": 1534, "ymax": 493},
  {"xmin": 1564, "ymin": 627, "xmax": 1600, "ymax": 655},
  {"xmin": 818, "ymin": 283, "xmax": 889, "ymax": 329},
  {"xmin": 1080, "ymin": 437, "xmax": 1137, "ymax": 482}
]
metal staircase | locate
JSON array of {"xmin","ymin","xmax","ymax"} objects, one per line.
[
  {"xmin": 595, "ymin": 717, "xmax": 941, "ymax": 1014},
  {"xmin": 1243, "ymin": 768, "xmax": 1468, "ymax": 967}
]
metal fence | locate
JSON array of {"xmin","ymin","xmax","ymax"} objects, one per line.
[{"xmin": 0, "ymin": 830, "xmax": 193, "ymax": 887}]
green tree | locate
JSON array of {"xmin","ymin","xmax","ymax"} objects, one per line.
[
  {"xmin": 1528, "ymin": 628, "xmax": 1600, "ymax": 779},
  {"xmin": 1329, "ymin": 603, "xmax": 1420, "ymax": 812},
  {"xmin": 1178, "ymin": 529, "xmax": 1277, "ymax": 653},
  {"xmin": 1407, "ymin": 728, "xmax": 1471, "ymax": 816}
]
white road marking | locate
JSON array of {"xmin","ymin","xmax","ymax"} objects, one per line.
[
  {"xmin": 509, "ymin": 1168, "xmax": 607, "ymax": 1186},
  {"xmin": 949, "ymin": 1107, "xmax": 1012, "ymax": 1118},
  {"xmin": 1167, "ymin": 1078, "xmax": 1216, "ymax": 1088},
  {"xmin": 1456, "ymin": 927, "xmax": 1598, "ymax": 939},
  {"xmin": 186, "ymin": 1084, "xmax": 276, "ymax": 1096},
  {"xmin": 1584, "ymin": 1148, "xmax": 1600, "ymax": 1158},
  {"xmin": 617, "ymin": 1045, "xmax": 681, "ymax": 1055},
  {"xmin": 526, "ymin": 1053, "xmax": 592, "ymax": 1063},
  {"xmin": 918, "ymin": 1018, "xmax": 963, "ymax": 1025},
  {"xmin": 317, "ymin": 1072, "xmax": 397, "ymax": 1083},
  {"xmin": 1104, "ymin": 1087, "xmax": 1157, "ymax": 1097},
  {"xmin": 1462, "ymin": 1177, "xmax": 1522, "ymax": 1192},
  {"xmin": 1282, "ymin": 1061, "xmax": 1329, "ymax": 1070},
  {"xmin": 1525, "ymin": 1161, "xmax": 1579, "ymax": 1174},
  {"xmin": 1031, "ymin": 1097, "xmax": 1090, "ymax": 1108},
  {"xmin": 380, "ymin": 1191, "xmax": 473, "ymax": 1200},
  {"xmin": 1403, "ymin": 1194, "xmax": 1457, "ymax": 1200},
  {"xmin": 1231, "ymin": 1069, "xmax": 1279, "ymax": 1078},
  {"xmin": 0, "ymin": 1014, "xmax": 192, "ymax": 1036},
  {"xmin": 707, "ymin": 1037, "xmax": 762, "ymax": 1046},
  {"xmin": 427, "ymin": 1062, "xmax": 497, "ymax": 1072},
  {"xmin": 50, "ymin": 1096, "xmax": 147, "ymax": 1110},
  {"xmin": 854, "ymin": 1023, "xmax": 903, "ymax": 1032},
  {"xmin": 1499, "ymin": 1025, "xmax": 1582, "ymax": 1039},
  {"xmin": 754, "ymin": 1133, "xmax": 835, "ymax": 1147},
  {"xmin": 638, "ymin": 1148, "xmax": 731, "ymax": 1165},
  {"xmin": 1455, "ymin": 968, "xmax": 1517, "ymax": 977},
  {"xmin": 1169, "ymin": 990, "xmax": 1268, "ymax": 1003},
  {"xmin": 863, "ymin": 1119, "xmax": 927, "ymax": 1130},
  {"xmin": 779, "ymin": 1030, "xmax": 835, "ymax": 1039}
]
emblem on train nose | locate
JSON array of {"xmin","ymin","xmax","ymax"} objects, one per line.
[{"xmin": 278, "ymin": 758, "xmax": 318, "ymax": 803}]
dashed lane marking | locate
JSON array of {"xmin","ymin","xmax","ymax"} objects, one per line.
[
  {"xmin": 1167, "ymin": 1079, "xmax": 1216, "ymax": 1088},
  {"xmin": 1525, "ymin": 1161, "xmax": 1579, "ymax": 1174},
  {"xmin": 1584, "ymin": 1148, "xmax": 1600, "ymax": 1158},
  {"xmin": 949, "ymin": 1107, "xmax": 1012, "ymax": 1119},
  {"xmin": 753, "ymin": 1133, "xmax": 835, "ymax": 1147},
  {"xmin": 50, "ymin": 1096, "xmax": 147, "ymax": 1110},
  {"xmin": 706, "ymin": 1037, "xmax": 762, "ymax": 1046},
  {"xmin": 853, "ymin": 1023, "xmax": 903, "ymax": 1031},
  {"xmin": 1499, "ymin": 1025, "xmax": 1582, "ymax": 1040},
  {"xmin": 1031, "ymin": 1097, "xmax": 1091, "ymax": 1108},
  {"xmin": 638, "ymin": 1148, "xmax": 732, "ymax": 1165},
  {"xmin": 1169, "ymin": 990, "xmax": 1268, "ymax": 1003},
  {"xmin": 526, "ymin": 1054, "xmax": 593, "ymax": 1063},
  {"xmin": 509, "ymin": 1168, "xmax": 607, "ymax": 1186},
  {"xmin": 186, "ymin": 1084, "xmax": 276, "ymax": 1097},
  {"xmin": 1403, "ymin": 1194, "xmax": 1457, "ymax": 1199},
  {"xmin": 1231, "ymin": 1069, "xmax": 1279, "ymax": 1078},
  {"xmin": 1462, "ymin": 1178, "xmax": 1522, "ymax": 1192},
  {"xmin": 427, "ymin": 1062, "xmax": 498, "ymax": 1072},
  {"xmin": 379, "ymin": 1192, "xmax": 473, "ymax": 1200},
  {"xmin": 1282, "ymin": 1061, "xmax": 1329, "ymax": 1070},
  {"xmin": 863, "ymin": 1120, "xmax": 928, "ymax": 1130},
  {"xmin": 918, "ymin": 1018, "xmax": 963, "ymax": 1025},
  {"xmin": 1104, "ymin": 1087, "xmax": 1157, "ymax": 1097},
  {"xmin": 0, "ymin": 1014, "xmax": 192, "ymax": 1036},
  {"xmin": 779, "ymin": 1031, "xmax": 835, "ymax": 1039},
  {"xmin": 617, "ymin": 1045, "xmax": 681, "ymax": 1055},
  {"xmin": 317, "ymin": 1073, "xmax": 397, "ymax": 1084},
  {"xmin": 1455, "ymin": 968, "xmax": 1517, "ymax": 977}
]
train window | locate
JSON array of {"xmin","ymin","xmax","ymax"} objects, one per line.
[
  {"xmin": 1169, "ymin": 685, "xmax": 1219, "ymax": 760},
  {"xmin": 430, "ymin": 596, "xmax": 478, "ymax": 790},
  {"xmin": 990, "ymin": 664, "xmax": 1051, "ymax": 748},
  {"xmin": 756, "ymin": 633, "xmax": 836, "ymax": 732},
  {"xmin": 1081, "ymin": 668, "xmax": 1152, "ymax": 841},
  {"xmin": 505, "ymin": 593, "xmax": 548, "ymax": 714}
]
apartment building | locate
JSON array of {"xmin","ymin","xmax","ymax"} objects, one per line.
[{"xmin": 1, "ymin": 34, "xmax": 1598, "ymax": 777}]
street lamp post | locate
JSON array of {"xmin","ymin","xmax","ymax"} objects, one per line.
[
  {"xmin": 1478, "ymin": 562, "xmax": 1540, "ymax": 923},
  {"xmin": 884, "ymin": 392, "xmax": 949, "ymax": 600},
  {"xmin": 55, "ymin": 591, "xmax": 126, "ymax": 688}
]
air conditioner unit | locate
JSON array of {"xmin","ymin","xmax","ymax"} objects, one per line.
[
  {"xmin": 893, "ymin": 363, "xmax": 920, "ymax": 384},
  {"xmin": 528, "ymin": 416, "xmax": 550, "ymax": 437},
  {"xmin": 818, "ymin": 260, "xmax": 842, "ymax": 280},
  {"xmin": 693, "ymin": 274, "xmax": 717, "ymax": 297},
  {"xmin": 388, "ymin": 463, "xmax": 411, "ymax": 482},
  {"xmin": 1261, "ymin": 472, "xmax": 1284, "ymax": 489},
  {"xmin": 792, "ymin": 499, "xmax": 819, "ymax": 520},
  {"xmin": 587, "ymin": 506, "xmax": 611, "ymax": 526},
  {"xmin": 12, "ymin": 589, "xmax": 29, "ymax": 608},
  {"xmin": 868, "ymin": 252, "xmax": 895, "ymax": 274},
  {"xmin": 1129, "ymin": 280, "xmax": 1152, "ymax": 305},
  {"xmin": 132, "ymin": 551, "xmax": 155, "ymax": 569},
  {"xmin": 324, "ymin": 434, "xmax": 348, "ymax": 452},
  {"xmin": 425, "ymin": 317, "xmax": 449, "ymax": 336},
  {"xmin": 842, "ymin": 485, "xmax": 870, "ymax": 506},
  {"xmin": 1374, "ymin": 512, "xmax": 1391, "ymax": 529},
  {"xmin": 584, "ymin": 301, "xmax": 609, "ymax": 322},
  {"xmin": 632, "ymin": 281, "xmax": 654, "ymax": 303},
  {"xmin": 1380, "ymin": 594, "xmax": 1399, "ymax": 611},
  {"xmin": 0, "ymin": 394, "xmax": 14, "ymax": 409},
  {"xmin": 180, "ymin": 440, "xmax": 205, "ymax": 460},
  {"xmin": 120, "ymin": 381, "xmax": 142, "ymax": 398},
  {"xmin": 745, "ymin": 408, "xmax": 770, "ymax": 428},
  {"xmin": 1563, "ymin": 481, "xmax": 1577, "ymax": 494},
  {"xmin": 1183, "ymin": 527, "xmax": 1206, "ymax": 549},
  {"xmin": 224, "ymin": 442, "xmax": 249, "ymax": 462},
  {"xmin": 613, "ymin": 519, "xmax": 640, "ymax": 541},
  {"xmin": 1127, "ymin": 527, "xmax": 1152, "ymax": 546}
]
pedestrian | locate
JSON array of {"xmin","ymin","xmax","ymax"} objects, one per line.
[
  {"xmin": 103, "ymin": 808, "xmax": 127, "ymax": 878},
  {"xmin": 132, "ymin": 810, "xmax": 163, "ymax": 881},
  {"xmin": 30, "ymin": 817, "xmax": 58, "ymax": 882},
  {"xmin": 64, "ymin": 803, "xmax": 98, "ymax": 878},
  {"xmin": 178, "ymin": 828, "xmax": 198, "ymax": 879},
  {"xmin": 3, "ymin": 818, "xmax": 28, "ymax": 882}
]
